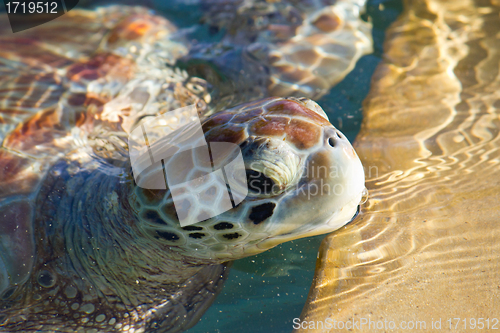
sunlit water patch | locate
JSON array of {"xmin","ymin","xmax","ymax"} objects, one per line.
[{"xmin": 300, "ymin": 0, "xmax": 500, "ymax": 332}]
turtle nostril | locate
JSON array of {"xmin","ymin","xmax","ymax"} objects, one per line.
[{"xmin": 328, "ymin": 137, "xmax": 336, "ymax": 147}]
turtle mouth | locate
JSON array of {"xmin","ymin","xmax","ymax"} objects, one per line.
[
  {"xmin": 251, "ymin": 192, "xmax": 365, "ymax": 253},
  {"xmin": 323, "ymin": 190, "xmax": 364, "ymax": 228},
  {"xmin": 346, "ymin": 187, "xmax": 368, "ymax": 224},
  {"xmin": 348, "ymin": 204, "xmax": 361, "ymax": 223}
]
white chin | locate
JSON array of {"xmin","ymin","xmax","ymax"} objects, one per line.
[
  {"xmin": 251, "ymin": 191, "xmax": 364, "ymax": 252},
  {"xmin": 326, "ymin": 191, "xmax": 363, "ymax": 230},
  {"xmin": 282, "ymin": 191, "xmax": 364, "ymax": 242}
]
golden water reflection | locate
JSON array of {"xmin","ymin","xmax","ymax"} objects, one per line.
[{"xmin": 300, "ymin": 0, "xmax": 500, "ymax": 331}]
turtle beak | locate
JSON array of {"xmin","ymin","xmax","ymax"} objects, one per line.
[{"xmin": 348, "ymin": 204, "xmax": 361, "ymax": 223}]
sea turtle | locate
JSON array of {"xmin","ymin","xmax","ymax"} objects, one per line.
[{"xmin": 0, "ymin": 4, "xmax": 367, "ymax": 333}]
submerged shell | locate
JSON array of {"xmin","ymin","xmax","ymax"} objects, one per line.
[{"xmin": 199, "ymin": 0, "xmax": 373, "ymax": 98}]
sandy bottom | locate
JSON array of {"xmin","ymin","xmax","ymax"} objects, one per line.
[{"xmin": 300, "ymin": 0, "xmax": 500, "ymax": 332}]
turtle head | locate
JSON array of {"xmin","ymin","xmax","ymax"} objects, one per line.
[{"xmin": 130, "ymin": 97, "xmax": 366, "ymax": 262}]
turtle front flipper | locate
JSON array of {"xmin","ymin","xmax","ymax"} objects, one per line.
[
  {"xmin": 145, "ymin": 263, "xmax": 231, "ymax": 332},
  {"xmin": 0, "ymin": 200, "xmax": 35, "ymax": 301}
]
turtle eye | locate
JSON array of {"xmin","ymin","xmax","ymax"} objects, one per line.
[
  {"xmin": 239, "ymin": 137, "xmax": 302, "ymax": 197},
  {"xmin": 245, "ymin": 169, "xmax": 277, "ymax": 195}
]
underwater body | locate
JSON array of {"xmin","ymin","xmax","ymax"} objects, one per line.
[{"xmin": 1, "ymin": 0, "xmax": 500, "ymax": 332}]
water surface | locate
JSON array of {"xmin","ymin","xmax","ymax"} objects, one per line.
[{"xmin": 300, "ymin": 0, "xmax": 500, "ymax": 331}]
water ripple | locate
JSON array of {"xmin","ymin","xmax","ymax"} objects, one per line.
[{"xmin": 300, "ymin": 0, "xmax": 500, "ymax": 331}]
